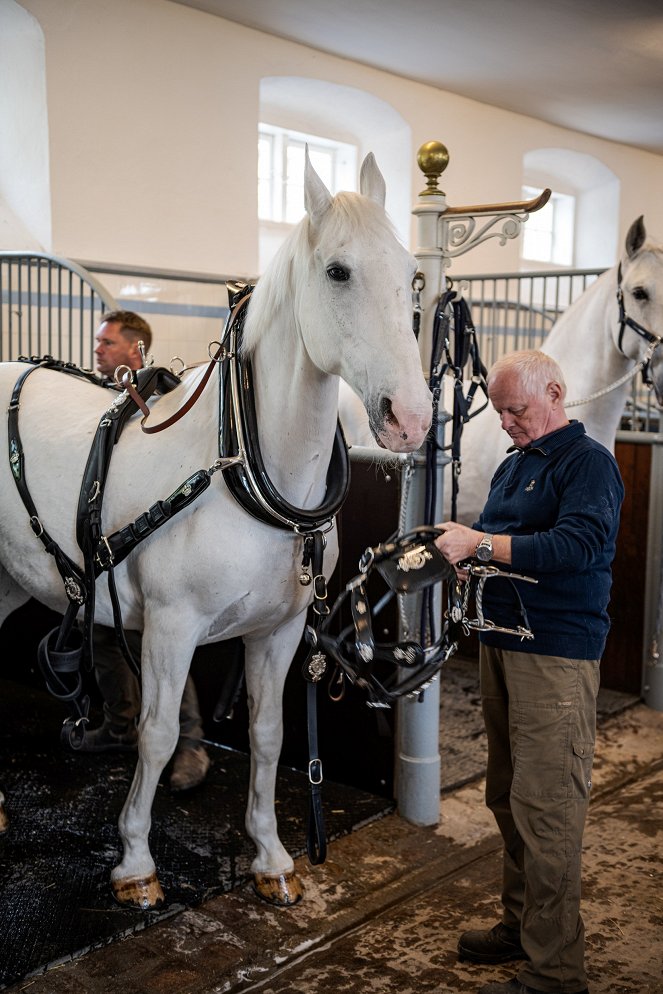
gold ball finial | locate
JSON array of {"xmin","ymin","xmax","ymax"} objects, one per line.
[{"xmin": 417, "ymin": 140, "xmax": 450, "ymax": 196}]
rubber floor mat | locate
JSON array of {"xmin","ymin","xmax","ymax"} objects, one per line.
[{"xmin": 0, "ymin": 680, "xmax": 394, "ymax": 991}]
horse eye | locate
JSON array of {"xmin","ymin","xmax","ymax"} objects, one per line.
[
  {"xmin": 326, "ymin": 265, "xmax": 350, "ymax": 282},
  {"xmin": 632, "ymin": 286, "xmax": 649, "ymax": 302}
]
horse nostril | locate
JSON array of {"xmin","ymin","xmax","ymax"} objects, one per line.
[{"xmin": 379, "ymin": 396, "xmax": 396, "ymax": 427}]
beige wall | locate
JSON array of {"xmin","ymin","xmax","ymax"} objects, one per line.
[{"xmin": 10, "ymin": 0, "xmax": 663, "ymax": 280}]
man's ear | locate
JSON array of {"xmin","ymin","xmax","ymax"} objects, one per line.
[{"xmin": 547, "ymin": 380, "xmax": 564, "ymax": 404}]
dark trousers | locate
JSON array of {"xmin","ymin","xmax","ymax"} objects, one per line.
[{"xmin": 92, "ymin": 625, "xmax": 204, "ymax": 747}]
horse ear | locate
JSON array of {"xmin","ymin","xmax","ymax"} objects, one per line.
[
  {"xmin": 359, "ymin": 153, "xmax": 386, "ymax": 208},
  {"xmin": 625, "ymin": 215, "xmax": 646, "ymax": 258},
  {"xmin": 304, "ymin": 145, "xmax": 333, "ymax": 225}
]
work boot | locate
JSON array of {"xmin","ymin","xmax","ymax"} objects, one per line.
[
  {"xmin": 458, "ymin": 922, "xmax": 526, "ymax": 964},
  {"xmin": 78, "ymin": 721, "xmax": 138, "ymax": 752},
  {"xmin": 169, "ymin": 744, "xmax": 210, "ymax": 791},
  {"xmin": 478, "ymin": 979, "xmax": 588, "ymax": 994}
]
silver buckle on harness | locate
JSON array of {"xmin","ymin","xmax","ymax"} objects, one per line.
[
  {"xmin": 308, "ymin": 758, "xmax": 323, "ymax": 785},
  {"xmin": 95, "ymin": 535, "xmax": 114, "ymax": 569}
]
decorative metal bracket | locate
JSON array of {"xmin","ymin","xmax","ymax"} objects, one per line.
[{"xmin": 414, "ymin": 140, "xmax": 551, "ymax": 269}]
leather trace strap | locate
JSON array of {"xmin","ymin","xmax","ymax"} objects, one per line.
[{"xmin": 299, "ymin": 530, "xmax": 329, "ymax": 865}]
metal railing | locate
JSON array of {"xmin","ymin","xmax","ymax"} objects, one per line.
[
  {"xmin": 453, "ymin": 268, "xmax": 602, "ymax": 363},
  {"xmin": 1, "ymin": 254, "xmax": 658, "ymax": 432},
  {"xmin": 0, "ymin": 252, "xmax": 116, "ymax": 367},
  {"xmin": 454, "ymin": 267, "xmax": 659, "ymax": 432}
]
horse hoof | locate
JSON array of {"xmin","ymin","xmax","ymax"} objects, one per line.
[
  {"xmin": 111, "ymin": 872, "xmax": 165, "ymax": 909},
  {"xmin": 253, "ymin": 870, "xmax": 304, "ymax": 906},
  {"xmin": 0, "ymin": 805, "xmax": 8, "ymax": 834}
]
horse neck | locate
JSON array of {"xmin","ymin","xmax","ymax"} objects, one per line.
[
  {"xmin": 543, "ymin": 267, "xmax": 630, "ymax": 447},
  {"xmin": 249, "ymin": 324, "xmax": 339, "ymax": 508}
]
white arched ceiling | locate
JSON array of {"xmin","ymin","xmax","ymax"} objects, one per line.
[
  {"xmin": 523, "ymin": 148, "xmax": 620, "ymax": 268},
  {"xmin": 0, "ymin": 1, "xmax": 51, "ymax": 249},
  {"xmin": 260, "ymin": 76, "xmax": 411, "ymax": 243}
]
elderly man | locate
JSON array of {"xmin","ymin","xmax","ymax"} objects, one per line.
[
  {"xmin": 79, "ymin": 310, "xmax": 210, "ymax": 793},
  {"xmin": 436, "ymin": 349, "xmax": 624, "ymax": 994}
]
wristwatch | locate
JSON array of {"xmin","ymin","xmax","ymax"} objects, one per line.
[{"xmin": 475, "ymin": 534, "xmax": 494, "ymax": 562}]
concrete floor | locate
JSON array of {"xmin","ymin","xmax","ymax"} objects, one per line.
[{"xmin": 7, "ymin": 700, "xmax": 662, "ymax": 994}]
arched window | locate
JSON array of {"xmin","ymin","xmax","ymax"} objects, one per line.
[
  {"xmin": 521, "ymin": 148, "xmax": 620, "ymax": 269},
  {"xmin": 258, "ymin": 77, "xmax": 411, "ymax": 272},
  {"xmin": 0, "ymin": 1, "xmax": 51, "ymax": 250}
]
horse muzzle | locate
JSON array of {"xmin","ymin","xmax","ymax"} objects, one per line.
[{"xmin": 371, "ymin": 395, "xmax": 432, "ymax": 452}]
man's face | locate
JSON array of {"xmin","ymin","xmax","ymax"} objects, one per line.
[
  {"xmin": 94, "ymin": 321, "xmax": 140, "ymax": 378},
  {"xmin": 488, "ymin": 369, "xmax": 563, "ymax": 448}
]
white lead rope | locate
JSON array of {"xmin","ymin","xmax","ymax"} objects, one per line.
[{"xmin": 566, "ymin": 340, "xmax": 661, "ymax": 408}]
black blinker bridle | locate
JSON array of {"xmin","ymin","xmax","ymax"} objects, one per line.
[{"xmin": 616, "ymin": 262, "xmax": 663, "ymax": 389}]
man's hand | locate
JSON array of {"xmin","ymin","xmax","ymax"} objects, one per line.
[
  {"xmin": 435, "ymin": 522, "xmax": 480, "ymax": 577},
  {"xmin": 436, "ymin": 521, "xmax": 512, "ymax": 568}
]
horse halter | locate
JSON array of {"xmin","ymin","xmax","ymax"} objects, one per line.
[{"xmin": 616, "ymin": 262, "xmax": 663, "ymax": 388}]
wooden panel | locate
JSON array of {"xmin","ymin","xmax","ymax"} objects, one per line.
[{"xmin": 601, "ymin": 441, "xmax": 650, "ymax": 694}]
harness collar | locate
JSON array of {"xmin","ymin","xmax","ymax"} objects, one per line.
[{"xmin": 219, "ymin": 283, "xmax": 351, "ymax": 533}]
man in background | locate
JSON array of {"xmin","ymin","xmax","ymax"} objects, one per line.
[{"xmin": 79, "ymin": 310, "xmax": 210, "ymax": 792}]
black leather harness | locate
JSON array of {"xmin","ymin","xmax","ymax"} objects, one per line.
[
  {"xmin": 8, "ymin": 356, "xmax": 187, "ymax": 743},
  {"xmin": 6, "ymin": 283, "xmax": 352, "ymax": 865},
  {"xmin": 616, "ymin": 262, "xmax": 663, "ymax": 385}
]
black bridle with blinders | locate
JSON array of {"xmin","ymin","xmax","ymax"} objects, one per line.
[{"xmin": 616, "ymin": 262, "xmax": 663, "ymax": 388}]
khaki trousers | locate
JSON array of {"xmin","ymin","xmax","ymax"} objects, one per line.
[{"xmin": 480, "ymin": 645, "xmax": 600, "ymax": 993}]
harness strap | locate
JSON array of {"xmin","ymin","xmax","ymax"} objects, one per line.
[
  {"xmin": 119, "ymin": 296, "xmax": 249, "ymax": 434},
  {"xmin": 301, "ymin": 530, "xmax": 328, "ymax": 865},
  {"xmin": 8, "ymin": 364, "xmax": 89, "ymax": 604}
]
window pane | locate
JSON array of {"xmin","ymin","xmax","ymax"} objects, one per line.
[
  {"xmin": 285, "ymin": 142, "xmax": 306, "ymax": 223},
  {"xmin": 258, "ymin": 123, "xmax": 357, "ymax": 228},
  {"xmin": 521, "ymin": 187, "xmax": 575, "ymax": 265},
  {"xmin": 258, "ymin": 134, "xmax": 274, "ymax": 220}
]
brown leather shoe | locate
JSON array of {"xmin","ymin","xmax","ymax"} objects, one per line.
[
  {"xmin": 169, "ymin": 745, "xmax": 210, "ymax": 791},
  {"xmin": 458, "ymin": 922, "xmax": 525, "ymax": 964}
]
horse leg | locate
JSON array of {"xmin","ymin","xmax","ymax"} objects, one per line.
[
  {"xmin": 0, "ymin": 563, "xmax": 30, "ymax": 627},
  {"xmin": 244, "ymin": 614, "xmax": 308, "ymax": 906},
  {"xmin": 110, "ymin": 622, "xmax": 196, "ymax": 909}
]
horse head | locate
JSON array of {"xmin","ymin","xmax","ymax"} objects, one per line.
[
  {"xmin": 616, "ymin": 216, "xmax": 663, "ymax": 405},
  {"xmin": 297, "ymin": 151, "xmax": 432, "ymax": 452}
]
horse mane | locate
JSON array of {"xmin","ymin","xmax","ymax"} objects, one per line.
[{"xmin": 241, "ymin": 191, "xmax": 398, "ymax": 355}]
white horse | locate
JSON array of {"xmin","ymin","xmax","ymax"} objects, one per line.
[
  {"xmin": 0, "ymin": 153, "xmax": 432, "ymax": 907},
  {"xmin": 340, "ymin": 216, "xmax": 663, "ymax": 525}
]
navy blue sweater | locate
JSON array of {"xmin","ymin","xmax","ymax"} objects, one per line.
[{"xmin": 475, "ymin": 421, "xmax": 624, "ymax": 659}]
